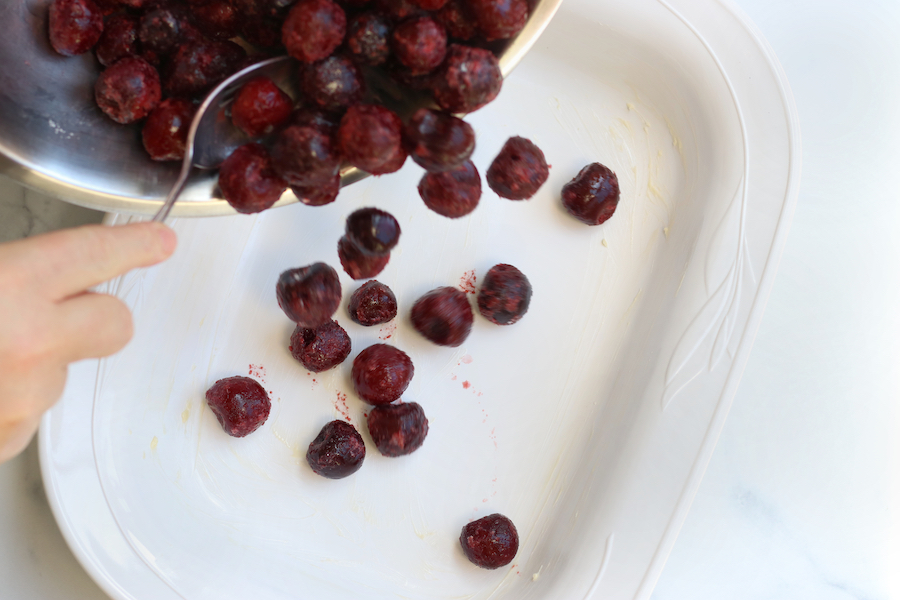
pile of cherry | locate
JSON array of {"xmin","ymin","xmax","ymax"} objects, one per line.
[{"xmin": 48, "ymin": 0, "xmax": 621, "ymax": 572}]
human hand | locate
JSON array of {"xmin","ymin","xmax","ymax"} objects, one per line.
[{"xmin": 0, "ymin": 222, "xmax": 176, "ymax": 463}]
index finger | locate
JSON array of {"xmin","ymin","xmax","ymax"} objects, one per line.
[{"xmin": 8, "ymin": 222, "xmax": 177, "ymax": 300}]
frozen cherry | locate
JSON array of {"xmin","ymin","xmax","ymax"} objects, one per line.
[
  {"xmin": 561, "ymin": 162, "xmax": 620, "ymax": 226},
  {"xmin": 282, "ymin": 0, "xmax": 346, "ymax": 63},
  {"xmin": 348, "ymin": 280, "xmax": 397, "ymax": 326},
  {"xmin": 271, "ymin": 125, "xmax": 342, "ymax": 186},
  {"xmin": 337, "ymin": 104, "xmax": 404, "ymax": 175},
  {"xmin": 346, "ymin": 11, "xmax": 392, "ymax": 66},
  {"xmin": 391, "ymin": 16, "xmax": 447, "ymax": 75},
  {"xmin": 432, "ymin": 44, "xmax": 502, "ymax": 114},
  {"xmin": 417, "ymin": 160, "xmax": 481, "ymax": 218},
  {"xmin": 477, "ymin": 264, "xmax": 531, "ymax": 325},
  {"xmin": 164, "ymin": 39, "xmax": 245, "ymax": 96},
  {"xmin": 435, "ymin": 0, "xmax": 476, "ymax": 41},
  {"xmin": 276, "ymin": 262, "xmax": 342, "ymax": 327},
  {"xmin": 139, "ymin": 7, "xmax": 187, "ymax": 57},
  {"xmin": 95, "ymin": 57, "xmax": 161, "ymax": 124},
  {"xmin": 49, "ymin": 0, "xmax": 104, "ymax": 57},
  {"xmin": 205, "ymin": 376, "xmax": 271, "ymax": 437},
  {"xmin": 404, "ymin": 108, "xmax": 474, "ymax": 173},
  {"xmin": 219, "ymin": 143, "xmax": 287, "ymax": 214},
  {"xmin": 232, "ymin": 77, "xmax": 293, "ymax": 137},
  {"xmin": 411, "ymin": 286, "xmax": 473, "ymax": 347},
  {"xmin": 460, "ymin": 514, "xmax": 519, "ymax": 569},
  {"xmin": 338, "ymin": 235, "xmax": 390, "ymax": 280},
  {"xmin": 351, "ymin": 343, "xmax": 414, "ymax": 405},
  {"xmin": 345, "ymin": 207, "xmax": 401, "ymax": 256},
  {"xmin": 191, "ymin": 0, "xmax": 240, "ymax": 41},
  {"xmin": 290, "ymin": 320, "xmax": 351, "ymax": 372},
  {"xmin": 95, "ymin": 13, "xmax": 139, "ymax": 67},
  {"xmin": 291, "ymin": 173, "xmax": 341, "ymax": 206},
  {"xmin": 367, "ymin": 402, "xmax": 428, "ymax": 456},
  {"xmin": 468, "ymin": 0, "xmax": 528, "ymax": 41},
  {"xmin": 486, "ymin": 136, "xmax": 549, "ymax": 200},
  {"xmin": 142, "ymin": 97, "xmax": 196, "ymax": 161},
  {"xmin": 301, "ymin": 55, "xmax": 365, "ymax": 112},
  {"xmin": 306, "ymin": 420, "xmax": 366, "ymax": 479}
]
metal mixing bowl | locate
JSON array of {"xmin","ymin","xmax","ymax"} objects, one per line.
[{"xmin": 0, "ymin": 0, "xmax": 560, "ymax": 217}]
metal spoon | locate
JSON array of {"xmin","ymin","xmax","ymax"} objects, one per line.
[{"xmin": 151, "ymin": 0, "xmax": 563, "ymax": 222}]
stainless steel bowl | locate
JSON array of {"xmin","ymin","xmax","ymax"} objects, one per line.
[{"xmin": 0, "ymin": 0, "xmax": 561, "ymax": 217}]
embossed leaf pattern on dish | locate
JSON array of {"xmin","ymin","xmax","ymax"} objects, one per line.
[
  {"xmin": 656, "ymin": 0, "xmax": 759, "ymax": 412},
  {"xmin": 662, "ymin": 176, "xmax": 755, "ymax": 410}
]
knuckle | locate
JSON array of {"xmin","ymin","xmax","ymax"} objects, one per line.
[{"xmin": 79, "ymin": 226, "xmax": 116, "ymax": 271}]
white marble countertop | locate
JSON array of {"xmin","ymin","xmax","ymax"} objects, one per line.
[{"xmin": 2, "ymin": 0, "xmax": 898, "ymax": 598}]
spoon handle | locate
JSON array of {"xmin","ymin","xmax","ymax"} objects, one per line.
[{"xmin": 152, "ymin": 156, "xmax": 193, "ymax": 223}]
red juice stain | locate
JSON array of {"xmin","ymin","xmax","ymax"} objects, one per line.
[
  {"xmin": 451, "ymin": 374, "xmax": 457, "ymax": 381},
  {"xmin": 462, "ymin": 380, "xmax": 471, "ymax": 389},
  {"xmin": 378, "ymin": 321, "xmax": 397, "ymax": 341},
  {"xmin": 334, "ymin": 391, "xmax": 352, "ymax": 422},
  {"xmin": 459, "ymin": 269, "xmax": 477, "ymax": 295},
  {"xmin": 248, "ymin": 363, "xmax": 266, "ymax": 381},
  {"xmin": 460, "ymin": 354, "xmax": 473, "ymax": 364}
]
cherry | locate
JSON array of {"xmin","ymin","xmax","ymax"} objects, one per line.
[
  {"xmin": 271, "ymin": 125, "xmax": 342, "ymax": 186},
  {"xmin": 301, "ymin": 55, "xmax": 365, "ymax": 113},
  {"xmin": 291, "ymin": 174, "xmax": 341, "ymax": 207},
  {"xmin": 282, "ymin": 0, "xmax": 346, "ymax": 63},
  {"xmin": 477, "ymin": 264, "xmax": 531, "ymax": 325},
  {"xmin": 404, "ymin": 108, "xmax": 475, "ymax": 173},
  {"xmin": 410, "ymin": 286, "xmax": 473, "ymax": 347},
  {"xmin": 468, "ymin": 0, "xmax": 528, "ymax": 41},
  {"xmin": 367, "ymin": 402, "xmax": 429, "ymax": 456},
  {"xmin": 142, "ymin": 97, "xmax": 196, "ymax": 161},
  {"xmin": 95, "ymin": 57, "xmax": 161, "ymax": 124},
  {"xmin": 460, "ymin": 514, "xmax": 519, "ymax": 569},
  {"xmin": 231, "ymin": 77, "xmax": 293, "ymax": 137},
  {"xmin": 205, "ymin": 376, "xmax": 271, "ymax": 437},
  {"xmin": 347, "ymin": 11, "xmax": 392, "ymax": 66},
  {"xmin": 486, "ymin": 136, "xmax": 549, "ymax": 200},
  {"xmin": 337, "ymin": 104, "xmax": 404, "ymax": 175},
  {"xmin": 218, "ymin": 143, "xmax": 287, "ymax": 214},
  {"xmin": 345, "ymin": 207, "xmax": 401, "ymax": 256},
  {"xmin": 95, "ymin": 13, "xmax": 139, "ymax": 67},
  {"xmin": 290, "ymin": 320, "xmax": 352, "ymax": 372},
  {"xmin": 417, "ymin": 160, "xmax": 481, "ymax": 218},
  {"xmin": 561, "ymin": 162, "xmax": 620, "ymax": 226},
  {"xmin": 432, "ymin": 44, "xmax": 502, "ymax": 114},
  {"xmin": 49, "ymin": 0, "xmax": 104, "ymax": 57},
  {"xmin": 351, "ymin": 343, "xmax": 414, "ymax": 405},
  {"xmin": 391, "ymin": 16, "xmax": 447, "ymax": 75},
  {"xmin": 348, "ymin": 280, "xmax": 397, "ymax": 326},
  {"xmin": 306, "ymin": 420, "xmax": 366, "ymax": 479},
  {"xmin": 276, "ymin": 262, "xmax": 342, "ymax": 327}
]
